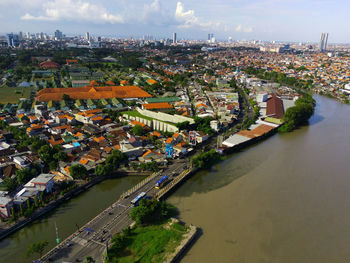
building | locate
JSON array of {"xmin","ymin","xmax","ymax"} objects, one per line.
[
  {"xmin": 173, "ymin": 32, "xmax": 177, "ymax": 44},
  {"xmin": 36, "ymin": 86, "xmax": 152, "ymax": 102},
  {"xmin": 0, "ymin": 196, "xmax": 13, "ymax": 218},
  {"xmin": 7, "ymin": 33, "xmax": 20, "ymax": 47},
  {"xmin": 85, "ymin": 32, "xmax": 90, "ymax": 41},
  {"xmin": 25, "ymin": 174, "xmax": 55, "ymax": 193},
  {"xmin": 319, "ymin": 33, "xmax": 329, "ymax": 52},
  {"xmin": 54, "ymin": 30, "xmax": 63, "ymax": 40}
]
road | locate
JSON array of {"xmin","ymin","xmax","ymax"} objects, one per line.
[{"xmin": 43, "ymin": 159, "xmax": 188, "ymax": 263}]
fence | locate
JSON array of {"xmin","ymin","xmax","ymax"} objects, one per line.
[
  {"xmin": 155, "ymin": 168, "xmax": 192, "ymax": 200},
  {"xmin": 119, "ymin": 171, "xmax": 161, "ymax": 199}
]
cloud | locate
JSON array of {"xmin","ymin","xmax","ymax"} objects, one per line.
[
  {"xmin": 175, "ymin": 2, "xmax": 199, "ymax": 27},
  {"xmin": 140, "ymin": 0, "xmax": 174, "ymax": 26},
  {"xmin": 235, "ymin": 24, "xmax": 253, "ymax": 33},
  {"xmin": 20, "ymin": 0, "xmax": 124, "ymax": 24}
]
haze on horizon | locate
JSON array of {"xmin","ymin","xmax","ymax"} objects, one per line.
[{"xmin": 1, "ymin": 0, "xmax": 349, "ymax": 43}]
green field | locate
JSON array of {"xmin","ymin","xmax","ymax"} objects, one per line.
[
  {"xmin": 0, "ymin": 87, "xmax": 34, "ymax": 104},
  {"xmin": 106, "ymin": 221, "xmax": 188, "ymax": 263},
  {"xmin": 123, "ymin": 110, "xmax": 154, "ymax": 121}
]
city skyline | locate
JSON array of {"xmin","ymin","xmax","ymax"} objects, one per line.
[{"xmin": 1, "ymin": 0, "xmax": 350, "ymax": 43}]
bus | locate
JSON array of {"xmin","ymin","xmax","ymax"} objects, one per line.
[
  {"xmin": 155, "ymin": 175, "xmax": 169, "ymax": 189},
  {"xmin": 130, "ymin": 192, "xmax": 146, "ymax": 207}
]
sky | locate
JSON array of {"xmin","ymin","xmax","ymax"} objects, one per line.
[{"xmin": 1, "ymin": 0, "xmax": 350, "ymax": 43}]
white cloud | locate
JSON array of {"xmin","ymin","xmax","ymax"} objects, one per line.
[
  {"xmin": 235, "ymin": 24, "xmax": 253, "ymax": 33},
  {"xmin": 140, "ymin": 0, "xmax": 174, "ymax": 26},
  {"xmin": 20, "ymin": 0, "xmax": 124, "ymax": 24},
  {"xmin": 175, "ymin": 2, "xmax": 200, "ymax": 28}
]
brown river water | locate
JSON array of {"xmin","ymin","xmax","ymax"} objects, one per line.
[
  {"xmin": 1, "ymin": 94, "xmax": 350, "ymax": 263},
  {"xmin": 168, "ymin": 94, "xmax": 350, "ymax": 263}
]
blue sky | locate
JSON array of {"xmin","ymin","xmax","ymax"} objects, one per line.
[{"xmin": 1, "ymin": 0, "xmax": 349, "ymax": 43}]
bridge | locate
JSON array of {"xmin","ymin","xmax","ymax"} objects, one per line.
[{"xmin": 40, "ymin": 159, "xmax": 192, "ymax": 263}]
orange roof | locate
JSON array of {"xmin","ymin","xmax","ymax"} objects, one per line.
[
  {"xmin": 89, "ymin": 80, "xmax": 99, "ymax": 86},
  {"xmin": 36, "ymin": 86, "xmax": 152, "ymax": 102},
  {"xmin": 94, "ymin": 136, "xmax": 105, "ymax": 142},
  {"xmin": 131, "ymin": 120, "xmax": 146, "ymax": 127},
  {"xmin": 75, "ymin": 132, "xmax": 83, "ymax": 137},
  {"xmin": 173, "ymin": 133, "xmax": 180, "ymax": 138},
  {"xmin": 79, "ymin": 158, "xmax": 89, "ymax": 165},
  {"xmin": 106, "ymin": 80, "xmax": 115, "ymax": 86},
  {"xmin": 64, "ymin": 166, "xmax": 70, "ymax": 174},
  {"xmin": 114, "ymin": 144, "xmax": 120, "ymax": 149},
  {"xmin": 142, "ymin": 102, "xmax": 173, "ymax": 110},
  {"xmin": 147, "ymin": 79, "xmax": 158, "ymax": 85},
  {"xmin": 150, "ymin": 131, "xmax": 161, "ymax": 137},
  {"xmin": 142, "ymin": 149, "xmax": 162, "ymax": 158},
  {"xmin": 104, "ymin": 146, "xmax": 112, "ymax": 153},
  {"xmin": 48, "ymin": 139, "xmax": 64, "ymax": 146},
  {"xmin": 165, "ymin": 138, "xmax": 173, "ymax": 144},
  {"xmin": 120, "ymin": 80, "xmax": 129, "ymax": 85},
  {"xmin": 84, "ymin": 109, "xmax": 102, "ymax": 114},
  {"xmin": 92, "ymin": 116, "xmax": 103, "ymax": 121}
]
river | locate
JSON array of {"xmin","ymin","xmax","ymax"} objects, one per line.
[
  {"xmin": 0, "ymin": 176, "xmax": 144, "ymax": 263},
  {"xmin": 167, "ymin": 94, "xmax": 350, "ymax": 263},
  {"xmin": 2, "ymin": 94, "xmax": 350, "ymax": 263}
]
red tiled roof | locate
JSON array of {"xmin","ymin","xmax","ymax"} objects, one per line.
[
  {"xmin": 36, "ymin": 86, "xmax": 152, "ymax": 102},
  {"xmin": 266, "ymin": 94, "xmax": 284, "ymax": 119},
  {"xmin": 142, "ymin": 102, "xmax": 173, "ymax": 110}
]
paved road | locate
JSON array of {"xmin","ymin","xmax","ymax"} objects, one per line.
[{"xmin": 44, "ymin": 160, "xmax": 188, "ymax": 263}]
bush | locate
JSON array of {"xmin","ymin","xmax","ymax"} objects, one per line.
[{"xmin": 130, "ymin": 199, "xmax": 177, "ymax": 225}]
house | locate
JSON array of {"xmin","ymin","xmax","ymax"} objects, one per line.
[
  {"xmin": 25, "ymin": 174, "xmax": 55, "ymax": 193},
  {"xmin": 0, "ymin": 196, "xmax": 13, "ymax": 218},
  {"xmin": 139, "ymin": 150, "xmax": 166, "ymax": 164},
  {"xmin": 13, "ymin": 156, "xmax": 30, "ymax": 168}
]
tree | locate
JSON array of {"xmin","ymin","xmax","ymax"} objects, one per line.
[
  {"xmin": 34, "ymin": 196, "xmax": 39, "ymax": 208},
  {"xmin": 86, "ymin": 256, "xmax": 95, "ymax": 263},
  {"xmin": 130, "ymin": 199, "xmax": 177, "ymax": 225},
  {"xmin": 25, "ymin": 240, "xmax": 49, "ymax": 258},
  {"xmin": 132, "ymin": 124, "xmax": 145, "ymax": 136},
  {"xmin": 69, "ymin": 164, "xmax": 88, "ymax": 179},
  {"xmin": 3, "ymin": 177, "xmax": 18, "ymax": 192}
]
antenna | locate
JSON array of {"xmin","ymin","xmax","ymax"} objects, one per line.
[{"xmin": 55, "ymin": 221, "xmax": 60, "ymax": 244}]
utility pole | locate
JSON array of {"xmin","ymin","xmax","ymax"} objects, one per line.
[{"xmin": 55, "ymin": 222, "xmax": 60, "ymax": 244}]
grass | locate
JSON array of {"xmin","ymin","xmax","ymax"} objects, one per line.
[
  {"xmin": 106, "ymin": 221, "xmax": 188, "ymax": 263},
  {"xmin": 122, "ymin": 111, "xmax": 154, "ymax": 121},
  {"xmin": 0, "ymin": 87, "xmax": 35, "ymax": 104}
]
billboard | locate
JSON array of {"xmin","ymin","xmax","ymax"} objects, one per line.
[
  {"xmin": 189, "ymin": 131, "xmax": 196, "ymax": 145},
  {"xmin": 165, "ymin": 144, "xmax": 174, "ymax": 158}
]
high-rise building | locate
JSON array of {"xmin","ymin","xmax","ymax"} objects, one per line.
[
  {"xmin": 173, "ymin": 32, "xmax": 177, "ymax": 44},
  {"xmin": 7, "ymin": 33, "xmax": 20, "ymax": 47},
  {"xmin": 319, "ymin": 33, "xmax": 329, "ymax": 51},
  {"xmin": 208, "ymin": 33, "xmax": 214, "ymax": 43},
  {"xmin": 85, "ymin": 32, "xmax": 90, "ymax": 41},
  {"xmin": 54, "ymin": 30, "xmax": 63, "ymax": 40}
]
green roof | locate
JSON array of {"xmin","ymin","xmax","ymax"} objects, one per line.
[
  {"xmin": 47, "ymin": 100, "xmax": 54, "ymax": 108},
  {"xmin": 145, "ymin": 97, "xmax": 181, "ymax": 103},
  {"xmin": 264, "ymin": 117, "xmax": 283, "ymax": 125},
  {"xmin": 87, "ymin": 99, "xmax": 95, "ymax": 106},
  {"xmin": 100, "ymin": 98, "xmax": 109, "ymax": 106},
  {"xmin": 75, "ymin": 99, "xmax": 82, "ymax": 107}
]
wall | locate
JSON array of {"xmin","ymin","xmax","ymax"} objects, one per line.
[{"xmin": 136, "ymin": 108, "xmax": 194, "ymax": 124}]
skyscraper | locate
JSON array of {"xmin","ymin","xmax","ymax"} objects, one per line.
[
  {"xmin": 54, "ymin": 30, "xmax": 63, "ymax": 40},
  {"xmin": 7, "ymin": 33, "xmax": 20, "ymax": 47},
  {"xmin": 173, "ymin": 32, "xmax": 177, "ymax": 44},
  {"xmin": 319, "ymin": 33, "xmax": 329, "ymax": 51},
  {"xmin": 85, "ymin": 32, "xmax": 90, "ymax": 41}
]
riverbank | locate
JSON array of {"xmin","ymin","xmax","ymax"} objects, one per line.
[{"xmin": 0, "ymin": 170, "xmax": 152, "ymax": 242}]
